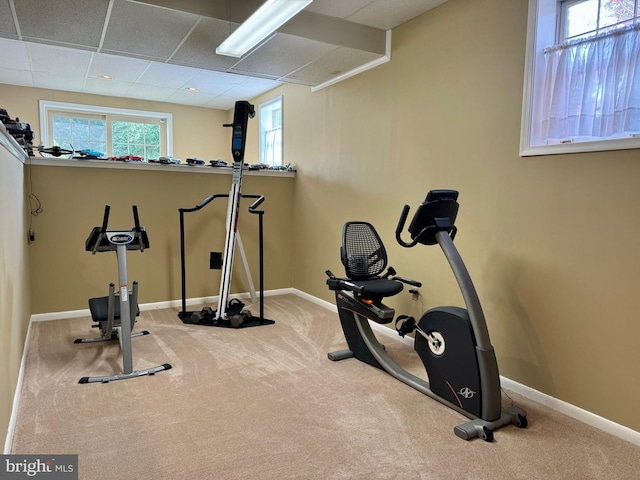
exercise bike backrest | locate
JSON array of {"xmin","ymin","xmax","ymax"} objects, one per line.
[
  {"xmin": 396, "ymin": 190, "xmax": 460, "ymax": 247},
  {"xmin": 340, "ymin": 221, "xmax": 389, "ymax": 281},
  {"xmin": 85, "ymin": 205, "xmax": 149, "ymax": 254}
]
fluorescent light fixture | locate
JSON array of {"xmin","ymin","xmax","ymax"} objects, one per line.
[{"xmin": 216, "ymin": 0, "xmax": 313, "ymax": 58}]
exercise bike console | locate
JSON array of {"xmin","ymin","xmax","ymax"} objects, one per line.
[{"xmin": 85, "ymin": 205, "xmax": 149, "ymax": 253}]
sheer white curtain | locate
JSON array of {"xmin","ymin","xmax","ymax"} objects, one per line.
[{"xmin": 540, "ymin": 24, "xmax": 640, "ymax": 142}]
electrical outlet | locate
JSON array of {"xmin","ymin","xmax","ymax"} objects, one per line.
[{"xmin": 409, "ymin": 289, "xmax": 420, "ymax": 301}]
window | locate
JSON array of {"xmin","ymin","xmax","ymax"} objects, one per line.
[
  {"xmin": 111, "ymin": 121, "xmax": 161, "ymax": 159},
  {"xmin": 39, "ymin": 101, "xmax": 172, "ymax": 160},
  {"xmin": 521, "ymin": 0, "xmax": 640, "ymax": 155},
  {"xmin": 52, "ymin": 114, "xmax": 106, "ymax": 154},
  {"xmin": 259, "ymin": 96, "xmax": 283, "ymax": 166}
]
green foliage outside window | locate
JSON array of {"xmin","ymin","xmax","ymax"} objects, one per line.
[{"xmin": 112, "ymin": 121, "xmax": 161, "ymax": 158}]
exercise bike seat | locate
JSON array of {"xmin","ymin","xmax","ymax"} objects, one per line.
[
  {"xmin": 340, "ymin": 221, "xmax": 406, "ymax": 302},
  {"xmin": 89, "ymin": 296, "xmax": 140, "ymax": 323},
  {"xmin": 347, "ymin": 277, "xmax": 404, "ymax": 299}
]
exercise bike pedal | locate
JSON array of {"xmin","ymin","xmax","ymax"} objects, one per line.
[{"xmin": 395, "ymin": 315, "xmax": 416, "ymax": 337}]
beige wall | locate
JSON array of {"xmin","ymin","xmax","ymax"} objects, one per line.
[
  {"xmin": 0, "ymin": 85, "xmax": 294, "ymax": 314},
  {"xmin": 0, "ymin": 134, "xmax": 30, "ymax": 446},
  {"xmin": 26, "ymin": 166, "xmax": 293, "ymax": 313},
  {"xmin": 0, "ymin": 85, "xmax": 233, "ymax": 162},
  {"xmin": 2, "ymin": 0, "xmax": 639, "ymax": 440},
  {"xmin": 259, "ymin": 0, "xmax": 638, "ymax": 432}
]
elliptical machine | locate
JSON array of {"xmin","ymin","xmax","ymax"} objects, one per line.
[{"xmin": 326, "ymin": 190, "xmax": 527, "ymax": 441}]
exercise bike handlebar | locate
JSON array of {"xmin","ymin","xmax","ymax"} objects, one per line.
[
  {"xmin": 87, "ymin": 205, "xmax": 149, "ymax": 254},
  {"xmin": 132, "ymin": 205, "xmax": 147, "ymax": 252},
  {"xmin": 88, "ymin": 205, "xmax": 112, "ymax": 254},
  {"xmin": 392, "ymin": 276, "xmax": 422, "ymax": 288},
  {"xmin": 325, "ymin": 270, "xmax": 364, "ymax": 294},
  {"xmin": 100, "ymin": 205, "xmax": 111, "ymax": 234},
  {"xmin": 133, "ymin": 205, "xmax": 141, "ymax": 232},
  {"xmin": 396, "ymin": 204, "xmax": 423, "ymax": 248},
  {"xmin": 396, "ymin": 203, "xmax": 457, "ymax": 248}
]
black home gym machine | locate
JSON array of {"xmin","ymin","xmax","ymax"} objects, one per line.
[
  {"xmin": 325, "ymin": 190, "xmax": 527, "ymax": 441},
  {"xmin": 178, "ymin": 100, "xmax": 274, "ymax": 328},
  {"xmin": 75, "ymin": 205, "xmax": 172, "ymax": 384}
]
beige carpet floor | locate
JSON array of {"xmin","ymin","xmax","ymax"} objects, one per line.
[{"xmin": 9, "ymin": 294, "xmax": 640, "ymax": 479}]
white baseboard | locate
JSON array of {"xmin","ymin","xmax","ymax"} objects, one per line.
[
  {"xmin": 498, "ymin": 376, "xmax": 640, "ymax": 446},
  {"xmin": 18, "ymin": 288, "xmax": 640, "ymax": 449},
  {"xmin": 291, "ymin": 288, "xmax": 640, "ymax": 447},
  {"xmin": 4, "ymin": 317, "xmax": 33, "ymax": 454},
  {"xmin": 29, "ymin": 288, "xmax": 299, "ymax": 322}
]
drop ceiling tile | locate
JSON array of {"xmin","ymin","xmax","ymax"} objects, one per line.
[
  {"xmin": 0, "ymin": 38, "xmax": 31, "ymax": 70},
  {"xmin": 20, "ymin": 38, "xmax": 97, "ymax": 53},
  {"xmin": 83, "ymin": 77, "xmax": 134, "ymax": 97},
  {"xmin": 126, "ymin": 83, "xmax": 175, "ymax": 102},
  {"xmin": 136, "ymin": 62, "xmax": 200, "ymax": 88},
  {"xmin": 88, "ymin": 53, "xmax": 151, "ymax": 83},
  {"xmin": 165, "ymin": 89, "xmax": 219, "ymax": 107},
  {"xmin": 223, "ymin": 77, "xmax": 281, "ymax": 99},
  {"xmin": 32, "ymin": 71, "xmax": 86, "ymax": 91},
  {"xmin": 203, "ymin": 96, "xmax": 237, "ymax": 110},
  {"xmin": 102, "ymin": 0, "xmax": 199, "ymax": 60},
  {"xmin": 348, "ymin": 0, "xmax": 448, "ymax": 30},
  {"xmin": 14, "ymin": 0, "xmax": 109, "ymax": 48},
  {"xmin": 0, "ymin": 0, "xmax": 17, "ymax": 36},
  {"xmin": 28, "ymin": 43, "xmax": 92, "ymax": 76},
  {"xmin": 0, "ymin": 67, "xmax": 34, "ymax": 87},
  {"xmin": 285, "ymin": 46, "xmax": 383, "ymax": 85},
  {"xmin": 2, "ymin": 0, "xmax": 450, "ymax": 108},
  {"xmin": 170, "ymin": 17, "xmax": 239, "ymax": 71},
  {"xmin": 232, "ymin": 33, "xmax": 334, "ymax": 78},
  {"xmin": 181, "ymin": 70, "xmax": 243, "ymax": 95},
  {"xmin": 305, "ymin": 0, "xmax": 374, "ymax": 19}
]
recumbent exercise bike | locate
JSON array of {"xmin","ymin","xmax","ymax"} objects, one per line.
[
  {"xmin": 326, "ymin": 190, "xmax": 527, "ymax": 441},
  {"xmin": 75, "ymin": 205, "xmax": 171, "ymax": 384}
]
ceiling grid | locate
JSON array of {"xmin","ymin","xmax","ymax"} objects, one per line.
[{"xmin": 0, "ymin": 0, "xmax": 448, "ymax": 109}]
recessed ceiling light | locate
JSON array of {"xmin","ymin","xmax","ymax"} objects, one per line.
[
  {"xmin": 186, "ymin": 87, "xmax": 199, "ymax": 92},
  {"xmin": 100, "ymin": 75, "xmax": 113, "ymax": 80}
]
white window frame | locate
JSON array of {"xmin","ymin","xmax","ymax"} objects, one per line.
[
  {"xmin": 39, "ymin": 100, "xmax": 173, "ymax": 157},
  {"xmin": 520, "ymin": 0, "xmax": 640, "ymax": 156},
  {"xmin": 258, "ymin": 96, "xmax": 283, "ymax": 166}
]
